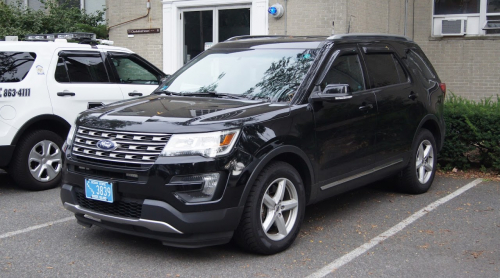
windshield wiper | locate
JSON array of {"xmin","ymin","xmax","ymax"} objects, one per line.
[{"xmin": 152, "ymin": 90, "xmax": 183, "ymax": 96}]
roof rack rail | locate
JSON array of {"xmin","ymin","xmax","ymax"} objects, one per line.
[
  {"xmin": 225, "ymin": 35, "xmax": 327, "ymax": 42},
  {"xmin": 327, "ymin": 33, "xmax": 412, "ymax": 42}
]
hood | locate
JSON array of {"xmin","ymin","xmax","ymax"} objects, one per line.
[{"xmin": 76, "ymin": 95, "xmax": 291, "ymax": 133}]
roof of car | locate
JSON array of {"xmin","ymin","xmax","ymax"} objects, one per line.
[
  {"xmin": 0, "ymin": 41, "xmax": 133, "ymax": 53},
  {"xmin": 212, "ymin": 33, "xmax": 413, "ymax": 49}
]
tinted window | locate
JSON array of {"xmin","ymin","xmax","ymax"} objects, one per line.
[
  {"xmin": 111, "ymin": 56, "xmax": 159, "ymax": 85},
  {"xmin": 364, "ymin": 53, "xmax": 405, "ymax": 88},
  {"xmin": 0, "ymin": 52, "xmax": 36, "ymax": 83},
  {"xmin": 407, "ymin": 50, "xmax": 435, "ymax": 80},
  {"xmin": 321, "ymin": 54, "xmax": 365, "ymax": 93},
  {"xmin": 434, "ymin": 0, "xmax": 479, "ymax": 14},
  {"xmin": 393, "ymin": 56, "xmax": 408, "ymax": 83},
  {"xmin": 56, "ymin": 54, "xmax": 108, "ymax": 83}
]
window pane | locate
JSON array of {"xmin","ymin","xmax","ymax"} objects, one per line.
[
  {"xmin": 0, "ymin": 52, "xmax": 36, "ymax": 83},
  {"xmin": 488, "ymin": 0, "xmax": 500, "ymax": 13},
  {"xmin": 85, "ymin": 0, "xmax": 106, "ymax": 18},
  {"xmin": 63, "ymin": 55, "xmax": 108, "ymax": 83},
  {"xmin": 184, "ymin": 11, "xmax": 213, "ymax": 64},
  {"xmin": 393, "ymin": 56, "xmax": 408, "ymax": 83},
  {"xmin": 434, "ymin": 0, "xmax": 479, "ymax": 15},
  {"xmin": 364, "ymin": 54, "xmax": 400, "ymax": 88},
  {"xmin": 321, "ymin": 54, "xmax": 365, "ymax": 93},
  {"xmin": 59, "ymin": 0, "xmax": 80, "ymax": 8},
  {"xmin": 111, "ymin": 57, "xmax": 159, "ymax": 85},
  {"xmin": 28, "ymin": 0, "xmax": 44, "ymax": 11},
  {"xmin": 218, "ymin": 8, "xmax": 251, "ymax": 42},
  {"xmin": 55, "ymin": 57, "xmax": 69, "ymax": 83}
]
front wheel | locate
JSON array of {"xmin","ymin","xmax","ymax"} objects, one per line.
[
  {"xmin": 397, "ymin": 129, "xmax": 437, "ymax": 194},
  {"xmin": 9, "ymin": 130, "xmax": 64, "ymax": 191},
  {"xmin": 233, "ymin": 161, "xmax": 305, "ymax": 255}
]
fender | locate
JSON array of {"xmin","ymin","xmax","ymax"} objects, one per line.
[
  {"xmin": 237, "ymin": 145, "xmax": 315, "ymax": 207},
  {"xmin": 413, "ymin": 114, "xmax": 445, "ymax": 151},
  {"xmin": 11, "ymin": 114, "xmax": 70, "ymax": 146}
]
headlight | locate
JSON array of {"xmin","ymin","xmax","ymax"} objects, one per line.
[
  {"xmin": 63, "ymin": 125, "xmax": 77, "ymax": 153},
  {"xmin": 66, "ymin": 125, "xmax": 76, "ymax": 145},
  {"xmin": 160, "ymin": 129, "xmax": 240, "ymax": 158}
]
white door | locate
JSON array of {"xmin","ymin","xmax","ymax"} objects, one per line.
[
  {"xmin": 181, "ymin": 6, "xmax": 251, "ymax": 64},
  {"xmin": 46, "ymin": 50, "xmax": 124, "ymax": 124}
]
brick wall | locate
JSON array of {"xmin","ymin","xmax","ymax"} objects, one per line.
[
  {"xmin": 107, "ymin": 0, "xmax": 163, "ymax": 69},
  {"xmin": 268, "ymin": 0, "xmax": 410, "ymax": 37},
  {"xmin": 413, "ymin": 0, "xmax": 500, "ymax": 101}
]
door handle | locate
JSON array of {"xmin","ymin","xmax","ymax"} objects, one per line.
[
  {"xmin": 57, "ymin": 91, "xmax": 75, "ymax": 96},
  {"xmin": 358, "ymin": 103, "xmax": 373, "ymax": 111},
  {"xmin": 128, "ymin": 91, "xmax": 143, "ymax": 97},
  {"xmin": 408, "ymin": 91, "xmax": 418, "ymax": 100}
]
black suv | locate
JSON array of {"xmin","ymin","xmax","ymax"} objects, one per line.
[{"xmin": 60, "ymin": 34, "xmax": 445, "ymax": 254}]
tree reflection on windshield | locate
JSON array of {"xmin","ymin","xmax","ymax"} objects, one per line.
[{"xmin": 163, "ymin": 48, "xmax": 318, "ymax": 102}]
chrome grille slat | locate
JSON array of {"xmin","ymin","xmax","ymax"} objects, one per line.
[{"xmin": 72, "ymin": 127, "xmax": 171, "ymax": 167}]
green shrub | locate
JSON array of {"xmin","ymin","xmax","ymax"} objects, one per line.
[
  {"xmin": 0, "ymin": 0, "xmax": 107, "ymax": 40},
  {"xmin": 439, "ymin": 93, "xmax": 500, "ymax": 172}
]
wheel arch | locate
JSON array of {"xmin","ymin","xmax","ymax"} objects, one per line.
[
  {"xmin": 238, "ymin": 146, "xmax": 315, "ymax": 207},
  {"xmin": 12, "ymin": 114, "xmax": 71, "ymax": 146},
  {"xmin": 416, "ymin": 115, "xmax": 444, "ymax": 152}
]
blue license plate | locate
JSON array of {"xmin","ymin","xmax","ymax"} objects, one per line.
[{"xmin": 85, "ymin": 179, "xmax": 114, "ymax": 203}]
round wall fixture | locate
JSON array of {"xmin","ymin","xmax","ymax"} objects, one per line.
[
  {"xmin": 268, "ymin": 4, "xmax": 284, "ymax": 19},
  {"xmin": 0, "ymin": 105, "xmax": 16, "ymax": 120}
]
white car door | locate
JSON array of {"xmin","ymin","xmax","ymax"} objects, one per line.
[
  {"xmin": 46, "ymin": 50, "xmax": 124, "ymax": 124},
  {"xmin": 107, "ymin": 52, "xmax": 163, "ymax": 99}
]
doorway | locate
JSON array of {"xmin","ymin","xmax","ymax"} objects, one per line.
[{"xmin": 182, "ymin": 6, "xmax": 251, "ymax": 64}]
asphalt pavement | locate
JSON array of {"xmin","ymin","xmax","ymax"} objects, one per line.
[{"xmin": 0, "ymin": 170, "xmax": 498, "ymax": 277}]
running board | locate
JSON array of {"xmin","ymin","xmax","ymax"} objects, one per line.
[{"xmin": 320, "ymin": 159, "xmax": 403, "ymax": 191}]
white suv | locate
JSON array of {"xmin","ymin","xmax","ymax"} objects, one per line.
[{"xmin": 0, "ymin": 38, "xmax": 166, "ymax": 190}]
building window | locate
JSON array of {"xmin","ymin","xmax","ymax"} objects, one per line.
[
  {"xmin": 4, "ymin": 0, "xmax": 104, "ymax": 13},
  {"xmin": 433, "ymin": 0, "xmax": 500, "ymax": 36},
  {"xmin": 434, "ymin": 0, "xmax": 480, "ymax": 15}
]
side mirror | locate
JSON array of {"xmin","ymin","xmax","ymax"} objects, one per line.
[
  {"xmin": 310, "ymin": 84, "xmax": 352, "ymax": 102},
  {"xmin": 160, "ymin": 75, "xmax": 170, "ymax": 83}
]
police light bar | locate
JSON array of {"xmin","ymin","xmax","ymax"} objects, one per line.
[
  {"xmin": 53, "ymin": 32, "xmax": 96, "ymax": 41},
  {"xmin": 25, "ymin": 34, "xmax": 55, "ymax": 41}
]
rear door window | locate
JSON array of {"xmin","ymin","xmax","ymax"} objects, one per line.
[
  {"xmin": 55, "ymin": 52, "xmax": 109, "ymax": 83},
  {"xmin": 364, "ymin": 53, "xmax": 408, "ymax": 88},
  {"xmin": 0, "ymin": 52, "xmax": 37, "ymax": 82}
]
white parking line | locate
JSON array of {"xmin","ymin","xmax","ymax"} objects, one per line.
[
  {"xmin": 306, "ymin": 178, "xmax": 483, "ymax": 278},
  {"xmin": 0, "ymin": 216, "xmax": 74, "ymax": 240}
]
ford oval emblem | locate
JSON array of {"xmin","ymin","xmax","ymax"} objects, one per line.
[{"xmin": 96, "ymin": 139, "xmax": 118, "ymax": 151}]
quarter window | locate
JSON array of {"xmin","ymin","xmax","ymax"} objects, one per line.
[
  {"xmin": 364, "ymin": 53, "xmax": 407, "ymax": 88},
  {"xmin": 321, "ymin": 54, "xmax": 365, "ymax": 93},
  {"xmin": 0, "ymin": 52, "xmax": 37, "ymax": 83},
  {"xmin": 55, "ymin": 54, "xmax": 109, "ymax": 83}
]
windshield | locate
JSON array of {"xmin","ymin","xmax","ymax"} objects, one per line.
[{"xmin": 158, "ymin": 48, "xmax": 319, "ymax": 102}]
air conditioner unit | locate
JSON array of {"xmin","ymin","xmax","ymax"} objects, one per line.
[{"xmin": 440, "ymin": 18, "xmax": 467, "ymax": 36}]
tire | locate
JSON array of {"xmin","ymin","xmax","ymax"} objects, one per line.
[
  {"xmin": 233, "ymin": 161, "xmax": 305, "ymax": 255},
  {"xmin": 9, "ymin": 130, "xmax": 64, "ymax": 191},
  {"xmin": 397, "ymin": 129, "xmax": 437, "ymax": 194}
]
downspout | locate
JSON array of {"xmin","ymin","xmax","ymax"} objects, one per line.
[
  {"xmin": 404, "ymin": 0, "xmax": 408, "ymax": 36},
  {"xmin": 284, "ymin": 0, "xmax": 288, "ymax": 35},
  {"xmin": 108, "ymin": 0, "xmax": 151, "ymax": 31}
]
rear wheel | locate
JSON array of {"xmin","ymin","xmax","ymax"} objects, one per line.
[
  {"xmin": 234, "ymin": 161, "xmax": 305, "ymax": 254},
  {"xmin": 397, "ymin": 129, "xmax": 437, "ymax": 194},
  {"xmin": 9, "ymin": 130, "xmax": 63, "ymax": 191}
]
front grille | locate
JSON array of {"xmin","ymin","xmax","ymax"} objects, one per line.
[
  {"xmin": 75, "ymin": 189, "xmax": 143, "ymax": 218},
  {"xmin": 71, "ymin": 126, "xmax": 170, "ymax": 168}
]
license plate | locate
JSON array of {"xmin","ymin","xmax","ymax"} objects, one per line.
[{"xmin": 85, "ymin": 179, "xmax": 114, "ymax": 203}]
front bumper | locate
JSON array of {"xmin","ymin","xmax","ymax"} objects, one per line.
[
  {"xmin": 61, "ymin": 184, "xmax": 243, "ymax": 248},
  {"xmin": 60, "ymin": 146, "xmax": 254, "ymax": 248}
]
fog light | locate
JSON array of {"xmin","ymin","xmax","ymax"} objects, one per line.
[{"xmin": 170, "ymin": 173, "xmax": 220, "ymax": 203}]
